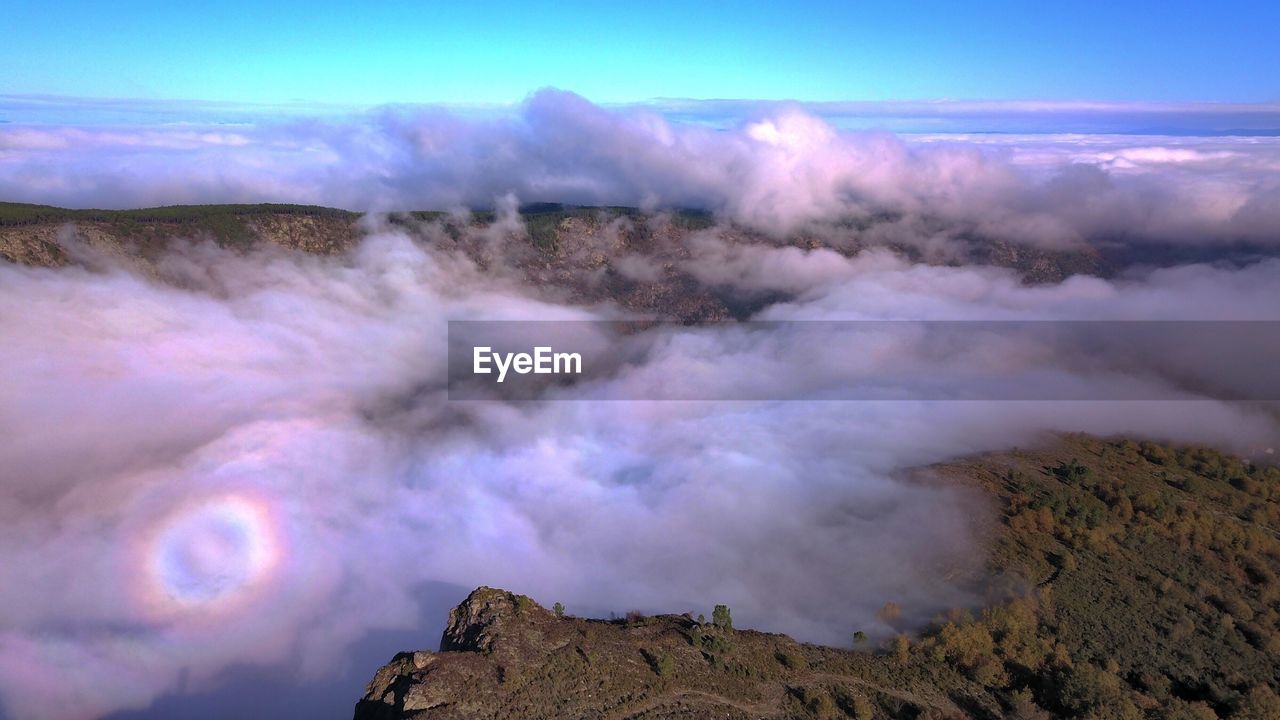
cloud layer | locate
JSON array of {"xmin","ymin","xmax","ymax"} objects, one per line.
[
  {"xmin": 2, "ymin": 217, "xmax": 1279, "ymax": 718},
  {"xmin": 3, "ymin": 90, "xmax": 1280, "ymax": 246},
  {"xmin": 2, "ymin": 93, "xmax": 1280, "ymax": 718}
]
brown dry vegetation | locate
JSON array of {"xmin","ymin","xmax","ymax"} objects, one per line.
[{"xmin": 355, "ymin": 435, "xmax": 1280, "ymax": 719}]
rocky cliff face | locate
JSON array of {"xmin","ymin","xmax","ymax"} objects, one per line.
[
  {"xmin": 0, "ymin": 203, "xmax": 1104, "ymax": 324},
  {"xmin": 353, "ymin": 587, "xmax": 997, "ymax": 720}
]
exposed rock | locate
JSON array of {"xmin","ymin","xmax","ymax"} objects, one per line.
[
  {"xmin": 0, "ymin": 203, "xmax": 1105, "ymax": 323},
  {"xmin": 353, "ymin": 587, "xmax": 995, "ymax": 720}
]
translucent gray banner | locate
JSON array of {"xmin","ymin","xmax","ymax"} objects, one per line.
[{"xmin": 447, "ymin": 320, "xmax": 1280, "ymax": 401}]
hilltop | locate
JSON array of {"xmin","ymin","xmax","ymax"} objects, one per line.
[
  {"xmin": 356, "ymin": 586, "xmax": 1001, "ymax": 720},
  {"xmin": 355, "ymin": 435, "xmax": 1280, "ymax": 719},
  {"xmin": 0, "ymin": 202, "xmax": 362, "ymax": 266}
]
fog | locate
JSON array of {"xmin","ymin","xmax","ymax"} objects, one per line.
[{"xmin": 2, "ymin": 96, "xmax": 1280, "ymax": 719}]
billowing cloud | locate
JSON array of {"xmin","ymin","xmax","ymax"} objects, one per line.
[
  {"xmin": 3, "ymin": 90, "xmax": 1280, "ymax": 718},
  {"xmin": 2, "ymin": 214, "xmax": 1279, "ymax": 718},
  {"xmin": 3, "ymin": 90, "xmax": 1280, "ymax": 246}
]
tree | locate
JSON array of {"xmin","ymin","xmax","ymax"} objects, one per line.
[
  {"xmin": 853, "ymin": 630, "xmax": 868, "ymax": 646},
  {"xmin": 553, "ymin": 602, "xmax": 565, "ymax": 617},
  {"xmin": 878, "ymin": 602, "xmax": 903, "ymax": 624},
  {"xmin": 712, "ymin": 604, "xmax": 733, "ymax": 630},
  {"xmin": 1239, "ymin": 685, "xmax": 1280, "ymax": 719},
  {"xmin": 891, "ymin": 634, "xmax": 911, "ymax": 663},
  {"xmin": 1054, "ymin": 459, "xmax": 1091, "ymax": 483},
  {"xmin": 1052, "ymin": 663, "xmax": 1132, "ymax": 716}
]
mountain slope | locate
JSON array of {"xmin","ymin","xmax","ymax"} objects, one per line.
[
  {"xmin": 355, "ymin": 435, "xmax": 1280, "ymax": 720},
  {"xmin": 0, "ymin": 203, "xmax": 1101, "ymax": 322}
]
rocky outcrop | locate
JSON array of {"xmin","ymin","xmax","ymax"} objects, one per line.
[
  {"xmin": 0, "ymin": 203, "xmax": 1106, "ymax": 323},
  {"xmin": 439, "ymin": 587, "xmax": 561, "ymax": 657},
  {"xmin": 353, "ymin": 587, "xmax": 996, "ymax": 720}
]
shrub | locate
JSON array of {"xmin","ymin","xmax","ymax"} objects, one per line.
[
  {"xmin": 712, "ymin": 604, "xmax": 733, "ymax": 630},
  {"xmin": 842, "ymin": 692, "xmax": 876, "ymax": 719},
  {"xmin": 640, "ymin": 648, "xmax": 674, "ymax": 677},
  {"xmin": 775, "ymin": 649, "xmax": 808, "ymax": 671}
]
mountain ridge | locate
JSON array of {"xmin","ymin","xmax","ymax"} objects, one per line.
[{"xmin": 0, "ymin": 201, "xmax": 1104, "ymax": 324}]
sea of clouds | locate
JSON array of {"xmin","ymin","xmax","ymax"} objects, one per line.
[
  {"xmin": 3, "ymin": 89, "xmax": 1280, "ymax": 245},
  {"xmin": 1, "ymin": 92, "xmax": 1279, "ymax": 719}
]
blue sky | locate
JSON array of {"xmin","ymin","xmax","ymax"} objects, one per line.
[{"xmin": 3, "ymin": 0, "xmax": 1278, "ymax": 105}]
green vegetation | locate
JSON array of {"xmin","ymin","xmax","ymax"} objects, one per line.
[
  {"xmin": 776, "ymin": 648, "xmax": 809, "ymax": 671},
  {"xmin": 713, "ymin": 604, "xmax": 734, "ymax": 630},
  {"xmin": 642, "ymin": 648, "xmax": 676, "ymax": 678}
]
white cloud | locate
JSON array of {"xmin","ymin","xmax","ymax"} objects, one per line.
[
  {"xmin": 3, "ymin": 90, "xmax": 1280, "ymax": 247},
  {"xmin": 2, "ymin": 90, "xmax": 1280, "ymax": 719},
  {"xmin": 1, "ymin": 223, "xmax": 1278, "ymax": 718}
]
